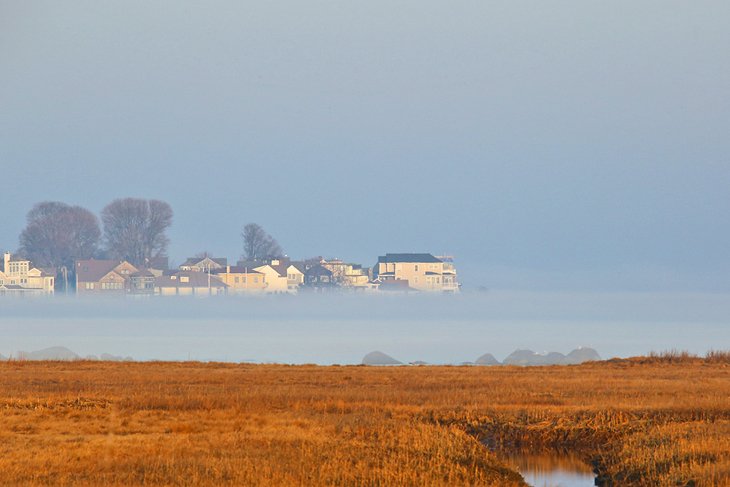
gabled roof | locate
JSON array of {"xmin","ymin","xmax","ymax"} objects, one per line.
[
  {"xmin": 155, "ymin": 271, "xmax": 228, "ymax": 288},
  {"xmin": 76, "ymin": 260, "xmax": 128, "ymax": 282},
  {"xmin": 0, "ymin": 284, "xmax": 25, "ymax": 290},
  {"xmin": 210, "ymin": 267, "xmax": 262, "ymax": 275},
  {"xmin": 253, "ymin": 264, "xmax": 288, "ymax": 277},
  {"xmin": 377, "ymin": 253, "xmax": 442, "ymax": 263},
  {"xmin": 98, "ymin": 270, "xmax": 126, "ymax": 282},
  {"xmin": 270, "ymin": 264, "xmax": 289, "ymax": 277},
  {"xmin": 131, "ymin": 269, "xmax": 156, "ymax": 278},
  {"xmin": 181, "ymin": 257, "xmax": 227, "ymax": 268},
  {"xmin": 305, "ymin": 265, "xmax": 332, "ymax": 277}
]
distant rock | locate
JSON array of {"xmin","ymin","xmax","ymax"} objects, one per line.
[
  {"xmin": 362, "ymin": 351, "xmax": 403, "ymax": 365},
  {"xmin": 475, "ymin": 353, "xmax": 500, "ymax": 365},
  {"xmin": 542, "ymin": 352, "xmax": 567, "ymax": 365},
  {"xmin": 17, "ymin": 346, "xmax": 80, "ymax": 361},
  {"xmin": 502, "ymin": 348, "xmax": 602, "ymax": 366},
  {"xmin": 502, "ymin": 349, "xmax": 539, "ymax": 366},
  {"xmin": 409, "ymin": 360, "xmax": 428, "ymax": 366},
  {"xmin": 459, "ymin": 361, "xmax": 475, "ymax": 366},
  {"xmin": 85, "ymin": 355, "xmax": 99, "ymax": 361},
  {"xmin": 100, "ymin": 353, "xmax": 131, "ymax": 362},
  {"xmin": 565, "ymin": 347, "xmax": 601, "ymax": 364},
  {"xmin": 502, "ymin": 349, "xmax": 566, "ymax": 366}
]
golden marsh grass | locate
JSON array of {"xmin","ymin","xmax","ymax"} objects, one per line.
[{"xmin": 0, "ymin": 358, "xmax": 727, "ymax": 485}]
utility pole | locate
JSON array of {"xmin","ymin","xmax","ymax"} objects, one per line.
[{"xmin": 60, "ymin": 266, "xmax": 68, "ymax": 295}]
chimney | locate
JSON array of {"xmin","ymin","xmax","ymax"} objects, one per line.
[
  {"xmin": 3, "ymin": 252, "xmax": 10, "ymax": 273},
  {"xmin": 226, "ymin": 265, "xmax": 230, "ymax": 273}
]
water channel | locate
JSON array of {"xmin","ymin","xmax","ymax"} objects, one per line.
[{"xmin": 492, "ymin": 447, "xmax": 598, "ymax": 487}]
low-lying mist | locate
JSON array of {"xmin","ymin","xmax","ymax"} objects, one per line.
[{"xmin": 1, "ymin": 291, "xmax": 728, "ymax": 364}]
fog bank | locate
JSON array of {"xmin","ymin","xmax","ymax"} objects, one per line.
[{"xmin": 1, "ymin": 291, "xmax": 727, "ymax": 364}]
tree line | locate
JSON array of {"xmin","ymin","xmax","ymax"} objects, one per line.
[
  {"xmin": 18, "ymin": 198, "xmax": 173, "ymax": 270},
  {"xmin": 13, "ymin": 198, "xmax": 284, "ymax": 285}
]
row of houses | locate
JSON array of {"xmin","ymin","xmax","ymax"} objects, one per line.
[{"xmin": 0, "ymin": 252, "xmax": 460, "ymax": 296}]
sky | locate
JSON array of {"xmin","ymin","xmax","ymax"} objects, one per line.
[{"xmin": 1, "ymin": 1, "xmax": 729, "ymax": 291}]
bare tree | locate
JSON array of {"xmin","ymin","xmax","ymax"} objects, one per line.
[
  {"xmin": 101, "ymin": 198, "xmax": 173, "ymax": 267},
  {"xmin": 18, "ymin": 201, "xmax": 101, "ymax": 269},
  {"xmin": 241, "ymin": 223, "xmax": 283, "ymax": 262}
]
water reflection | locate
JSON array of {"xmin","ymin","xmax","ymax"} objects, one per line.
[{"xmin": 500, "ymin": 449, "xmax": 596, "ymax": 487}]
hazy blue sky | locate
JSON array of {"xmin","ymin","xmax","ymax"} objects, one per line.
[{"xmin": 2, "ymin": 1, "xmax": 729, "ymax": 291}]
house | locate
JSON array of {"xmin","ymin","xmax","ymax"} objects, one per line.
[
  {"xmin": 253, "ymin": 259, "xmax": 293, "ymax": 294},
  {"xmin": 154, "ymin": 271, "xmax": 227, "ymax": 296},
  {"xmin": 211, "ymin": 266, "xmax": 267, "ymax": 294},
  {"xmin": 286, "ymin": 263, "xmax": 305, "ymax": 291},
  {"xmin": 303, "ymin": 265, "xmax": 335, "ymax": 291},
  {"xmin": 76, "ymin": 259, "xmax": 138, "ymax": 294},
  {"xmin": 129, "ymin": 269, "xmax": 156, "ymax": 295},
  {"xmin": 0, "ymin": 252, "xmax": 55, "ymax": 295},
  {"xmin": 373, "ymin": 253, "xmax": 459, "ymax": 293},
  {"xmin": 320, "ymin": 259, "xmax": 370, "ymax": 289},
  {"xmin": 179, "ymin": 256, "xmax": 227, "ymax": 273}
]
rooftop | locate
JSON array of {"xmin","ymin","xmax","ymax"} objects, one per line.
[{"xmin": 377, "ymin": 253, "xmax": 442, "ymax": 264}]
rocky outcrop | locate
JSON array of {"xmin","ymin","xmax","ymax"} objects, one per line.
[
  {"xmin": 362, "ymin": 351, "xmax": 403, "ymax": 365},
  {"xmin": 100, "ymin": 353, "xmax": 134, "ymax": 362},
  {"xmin": 502, "ymin": 349, "xmax": 540, "ymax": 366},
  {"xmin": 12, "ymin": 347, "xmax": 134, "ymax": 361},
  {"xmin": 17, "ymin": 346, "xmax": 79, "ymax": 361},
  {"xmin": 474, "ymin": 353, "xmax": 500, "ymax": 365},
  {"xmin": 503, "ymin": 348, "xmax": 601, "ymax": 366},
  {"xmin": 565, "ymin": 347, "xmax": 601, "ymax": 364}
]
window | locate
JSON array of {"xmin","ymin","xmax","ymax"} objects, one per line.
[
  {"xmin": 415, "ymin": 265, "xmax": 419, "ymax": 271},
  {"xmin": 235, "ymin": 277, "xmax": 240, "ymax": 284},
  {"xmin": 86, "ymin": 282, "xmax": 94, "ymax": 290}
]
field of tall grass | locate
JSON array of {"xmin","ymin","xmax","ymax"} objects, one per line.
[{"xmin": 0, "ymin": 355, "xmax": 727, "ymax": 485}]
